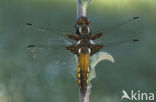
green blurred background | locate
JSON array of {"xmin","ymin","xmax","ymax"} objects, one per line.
[{"xmin": 0, "ymin": 0, "xmax": 156, "ymax": 102}]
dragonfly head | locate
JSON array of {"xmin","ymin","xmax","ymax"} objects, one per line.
[{"xmin": 77, "ymin": 16, "xmax": 90, "ymax": 25}]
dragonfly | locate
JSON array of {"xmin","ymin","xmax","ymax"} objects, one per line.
[{"xmin": 25, "ymin": 16, "xmax": 140, "ymax": 97}]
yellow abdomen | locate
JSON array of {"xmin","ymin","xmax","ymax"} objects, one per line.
[{"xmin": 78, "ymin": 52, "xmax": 90, "ymax": 96}]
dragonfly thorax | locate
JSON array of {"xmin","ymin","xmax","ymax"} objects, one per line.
[
  {"xmin": 77, "ymin": 38, "xmax": 90, "ymax": 47},
  {"xmin": 77, "ymin": 16, "xmax": 90, "ymax": 25}
]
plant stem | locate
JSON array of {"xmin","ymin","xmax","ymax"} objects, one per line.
[
  {"xmin": 77, "ymin": 0, "xmax": 87, "ymax": 19},
  {"xmin": 79, "ymin": 89, "xmax": 89, "ymax": 102}
]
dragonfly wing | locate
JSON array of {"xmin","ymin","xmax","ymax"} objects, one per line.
[
  {"xmin": 26, "ymin": 44, "xmax": 76, "ymax": 65},
  {"xmin": 23, "ymin": 23, "xmax": 77, "ymax": 44},
  {"xmin": 24, "ymin": 23, "xmax": 73, "ymax": 35},
  {"xmin": 25, "ymin": 44, "xmax": 78, "ymax": 79},
  {"xmin": 23, "ymin": 23, "xmax": 79, "ymax": 76},
  {"xmin": 92, "ymin": 16, "xmax": 142, "ymax": 44},
  {"xmin": 90, "ymin": 17, "xmax": 142, "ymax": 53},
  {"xmin": 97, "ymin": 38, "xmax": 140, "ymax": 48},
  {"xmin": 94, "ymin": 17, "xmax": 140, "ymax": 34}
]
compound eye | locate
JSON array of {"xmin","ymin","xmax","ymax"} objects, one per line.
[
  {"xmin": 86, "ymin": 18, "xmax": 90, "ymax": 24},
  {"xmin": 87, "ymin": 20, "xmax": 90, "ymax": 25},
  {"xmin": 77, "ymin": 17, "xmax": 83, "ymax": 25},
  {"xmin": 77, "ymin": 20, "xmax": 81, "ymax": 25}
]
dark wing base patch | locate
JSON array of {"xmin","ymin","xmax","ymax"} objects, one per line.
[
  {"xmin": 67, "ymin": 34, "xmax": 80, "ymax": 41},
  {"xmin": 90, "ymin": 44, "xmax": 104, "ymax": 56},
  {"xmin": 90, "ymin": 32, "xmax": 103, "ymax": 40},
  {"xmin": 65, "ymin": 45, "xmax": 79, "ymax": 55}
]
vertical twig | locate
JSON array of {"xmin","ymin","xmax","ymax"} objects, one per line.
[
  {"xmin": 77, "ymin": 0, "xmax": 87, "ymax": 19},
  {"xmin": 77, "ymin": 0, "xmax": 89, "ymax": 102},
  {"xmin": 79, "ymin": 89, "xmax": 89, "ymax": 102}
]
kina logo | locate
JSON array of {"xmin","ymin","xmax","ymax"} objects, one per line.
[{"xmin": 121, "ymin": 90, "xmax": 155, "ymax": 101}]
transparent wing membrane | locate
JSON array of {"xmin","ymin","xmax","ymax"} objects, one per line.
[
  {"xmin": 92, "ymin": 17, "xmax": 142, "ymax": 48},
  {"xmin": 97, "ymin": 38, "xmax": 140, "ymax": 48},
  {"xmin": 25, "ymin": 44, "xmax": 77, "ymax": 78},
  {"xmin": 24, "ymin": 23, "xmax": 77, "ymax": 70},
  {"xmin": 26, "ymin": 44, "xmax": 75, "ymax": 65},
  {"xmin": 25, "ymin": 23, "xmax": 73, "ymax": 34},
  {"xmin": 94, "ymin": 17, "xmax": 140, "ymax": 34}
]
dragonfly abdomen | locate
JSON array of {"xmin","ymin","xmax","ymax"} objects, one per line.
[{"xmin": 78, "ymin": 52, "xmax": 90, "ymax": 97}]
